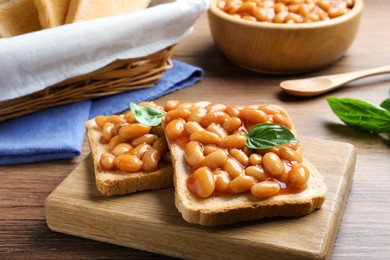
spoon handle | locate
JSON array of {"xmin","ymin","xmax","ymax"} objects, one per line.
[{"xmin": 329, "ymin": 65, "xmax": 390, "ymax": 85}]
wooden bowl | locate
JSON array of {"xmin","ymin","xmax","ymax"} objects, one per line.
[{"xmin": 208, "ymin": 0, "xmax": 364, "ymax": 74}]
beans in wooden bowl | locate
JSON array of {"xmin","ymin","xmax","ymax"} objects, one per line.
[{"xmin": 208, "ymin": 0, "xmax": 364, "ymax": 74}]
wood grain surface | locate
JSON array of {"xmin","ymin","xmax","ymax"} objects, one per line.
[
  {"xmin": 1, "ymin": 0, "xmax": 390, "ymax": 259},
  {"xmin": 45, "ymin": 138, "xmax": 355, "ymax": 260}
]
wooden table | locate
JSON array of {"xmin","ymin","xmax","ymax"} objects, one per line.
[{"xmin": 2, "ymin": 1, "xmax": 390, "ymax": 259}]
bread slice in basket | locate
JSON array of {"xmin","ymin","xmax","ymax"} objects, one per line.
[
  {"xmin": 66, "ymin": 0, "xmax": 151, "ymax": 23},
  {"xmin": 0, "ymin": 0, "xmax": 42, "ymax": 38},
  {"xmin": 163, "ymin": 101, "xmax": 327, "ymax": 226},
  {"xmin": 34, "ymin": 0, "xmax": 71, "ymax": 28},
  {"xmin": 86, "ymin": 102, "xmax": 173, "ymax": 196}
]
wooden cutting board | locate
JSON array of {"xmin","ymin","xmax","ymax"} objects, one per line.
[{"xmin": 45, "ymin": 137, "xmax": 356, "ymax": 260}]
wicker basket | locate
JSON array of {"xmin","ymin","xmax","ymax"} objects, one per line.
[{"xmin": 0, "ymin": 46, "xmax": 173, "ymax": 122}]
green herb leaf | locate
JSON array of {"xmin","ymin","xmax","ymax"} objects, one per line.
[
  {"xmin": 380, "ymin": 98, "xmax": 390, "ymax": 112},
  {"xmin": 327, "ymin": 97, "xmax": 390, "ymax": 134},
  {"xmin": 130, "ymin": 102, "xmax": 165, "ymax": 126},
  {"xmin": 245, "ymin": 123, "xmax": 298, "ymax": 149}
]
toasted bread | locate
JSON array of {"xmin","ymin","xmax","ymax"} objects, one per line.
[
  {"xmin": 85, "ymin": 119, "xmax": 173, "ymax": 196},
  {"xmin": 164, "ymin": 102, "xmax": 327, "ymax": 226},
  {"xmin": 34, "ymin": 0, "xmax": 71, "ymax": 28},
  {"xmin": 0, "ymin": 0, "xmax": 41, "ymax": 38},
  {"xmin": 65, "ymin": 0, "xmax": 151, "ymax": 24}
]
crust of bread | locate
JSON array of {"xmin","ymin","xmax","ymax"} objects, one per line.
[
  {"xmin": 166, "ymin": 102, "xmax": 327, "ymax": 226},
  {"xmin": 86, "ymin": 119, "xmax": 173, "ymax": 196},
  {"xmin": 34, "ymin": 0, "xmax": 71, "ymax": 28},
  {"xmin": 65, "ymin": 0, "xmax": 151, "ymax": 24},
  {"xmin": 0, "ymin": 0, "xmax": 41, "ymax": 38}
]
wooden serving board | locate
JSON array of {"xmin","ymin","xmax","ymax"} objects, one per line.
[{"xmin": 45, "ymin": 137, "xmax": 356, "ymax": 260}]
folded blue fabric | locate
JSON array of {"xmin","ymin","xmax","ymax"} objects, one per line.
[{"xmin": 0, "ymin": 60, "xmax": 203, "ymax": 165}]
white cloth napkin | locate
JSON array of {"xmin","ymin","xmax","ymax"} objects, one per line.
[{"xmin": 0, "ymin": 0, "xmax": 208, "ymax": 102}]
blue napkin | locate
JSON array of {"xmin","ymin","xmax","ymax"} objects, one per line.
[{"xmin": 0, "ymin": 60, "xmax": 203, "ymax": 165}]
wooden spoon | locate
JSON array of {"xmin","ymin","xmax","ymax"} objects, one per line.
[{"xmin": 279, "ymin": 65, "xmax": 390, "ymax": 97}]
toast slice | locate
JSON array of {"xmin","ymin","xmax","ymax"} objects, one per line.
[
  {"xmin": 0, "ymin": 0, "xmax": 41, "ymax": 38},
  {"xmin": 163, "ymin": 101, "xmax": 327, "ymax": 226},
  {"xmin": 65, "ymin": 0, "xmax": 151, "ymax": 23},
  {"xmin": 86, "ymin": 110, "xmax": 173, "ymax": 196},
  {"xmin": 34, "ymin": 0, "xmax": 71, "ymax": 28}
]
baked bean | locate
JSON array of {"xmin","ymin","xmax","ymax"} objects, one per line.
[
  {"xmin": 284, "ymin": 142, "xmax": 299, "ymax": 151},
  {"xmin": 119, "ymin": 123, "xmax": 151, "ymax": 139},
  {"xmin": 128, "ymin": 143, "xmax": 152, "ymax": 159},
  {"xmin": 258, "ymin": 104, "xmax": 281, "ymax": 115},
  {"xmin": 102, "ymin": 122, "xmax": 115, "ymax": 141},
  {"xmin": 100, "ymin": 152, "xmax": 115, "ymax": 170},
  {"xmin": 114, "ymin": 154, "xmax": 143, "ymax": 172},
  {"xmin": 213, "ymin": 170, "xmax": 231, "ymax": 193},
  {"xmin": 176, "ymin": 102, "xmax": 195, "ymax": 110},
  {"xmin": 111, "ymin": 143, "xmax": 133, "ymax": 156},
  {"xmin": 142, "ymin": 148, "xmax": 161, "ymax": 171},
  {"xmin": 107, "ymin": 115, "xmax": 126, "ymax": 125},
  {"xmin": 108, "ymin": 135, "xmax": 123, "ymax": 151},
  {"xmin": 138, "ymin": 101, "xmax": 158, "ymax": 108},
  {"xmin": 187, "ymin": 167, "xmax": 216, "ymax": 198},
  {"xmin": 273, "ymin": 10, "xmax": 288, "ymax": 23},
  {"xmin": 229, "ymin": 175, "xmax": 256, "ymax": 193},
  {"xmin": 165, "ymin": 108, "xmax": 191, "ymax": 123},
  {"xmin": 239, "ymin": 107, "xmax": 267, "ymax": 124},
  {"xmin": 124, "ymin": 111, "xmax": 137, "ymax": 124},
  {"xmin": 220, "ymin": 135, "xmax": 246, "ymax": 149},
  {"xmin": 288, "ymin": 163, "xmax": 309, "ymax": 187},
  {"xmin": 165, "ymin": 100, "xmax": 179, "ymax": 111},
  {"xmin": 263, "ymin": 152, "xmax": 284, "ymax": 176},
  {"xmin": 245, "ymin": 165, "xmax": 267, "ymax": 181},
  {"xmin": 184, "ymin": 141, "xmax": 205, "ymax": 167},
  {"xmin": 239, "ymin": 1, "xmax": 257, "ymax": 12},
  {"xmin": 222, "ymin": 117, "xmax": 242, "ymax": 133},
  {"xmin": 287, "ymin": 4, "xmax": 300, "ymax": 13},
  {"xmin": 278, "ymin": 160, "xmax": 291, "ymax": 183},
  {"xmin": 201, "ymin": 111, "xmax": 230, "ymax": 127},
  {"xmin": 190, "ymin": 130, "xmax": 222, "ymax": 145},
  {"xmin": 205, "ymin": 102, "xmax": 227, "ymax": 113},
  {"xmin": 272, "ymin": 113, "xmax": 293, "ymax": 129},
  {"xmin": 317, "ymin": 0, "xmax": 330, "ymax": 11},
  {"xmin": 242, "ymin": 146, "xmax": 253, "ymax": 156},
  {"xmin": 152, "ymin": 137, "xmax": 168, "ymax": 155},
  {"xmin": 229, "ymin": 148, "xmax": 249, "ymax": 166},
  {"xmin": 203, "ymin": 145, "xmax": 225, "ymax": 156},
  {"xmin": 298, "ymin": 3, "xmax": 310, "ymax": 18},
  {"xmin": 131, "ymin": 134, "xmax": 158, "ymax": 146},
  {"xmin": 249, "ymin": 153, "xmax": 262, "ymax": 165},
  {"xmin": 184, "ymin": 121, "xmax": 205, "ymax": 135},
  {"xmin": 328, "ymin": 6, "xmax": 346, "ymax": 18},
  {"xmin": 225, "ymin": 105, "xmax": 240, "ymax": 117},
  {"xmin": 279, "ymin": 146, "xmax": 302, "ymax": 162},
  {"xmin": 187, "ymin": 107, "xmax": 207, "ymax": 124},
  {"xmin": 95, "ymin": 115, "xmax": 107, "ymax": 129},
  {"xmin": 251, "ymin": 180, "xmax": 281, "ymax": 198},
  {"xmin": 207, "ymin": 124, "xmax": 228, "ymax": 139},
  {"xmin": 233, "ymin": 128, "xmax": 247, "ymax": 136},
  {"xmin": 274, "ymin": 2, "xmax": 287, "ymax": 13},
  {"xmin": 223, "ymin": 158, "xmax": 244, "ymax": 178},
  {"xmin": 165, "ymin": 119, "xmax": 185, "ymax": 140},
  {"xmin": 201, "ymin": 150, "xmax": 228, "ymax": 169},
  {"xmin": 253, "ymin": 7, "xmax": 268, "ymax": 21}
]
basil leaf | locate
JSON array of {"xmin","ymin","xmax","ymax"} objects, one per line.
[
  {"xmin": 380, "ymin": 98, "xmax": 390, "ymax": 112},
  {"xmin": 327, "ymin": 97, "xmax": 390, "ymax": 134},
  {"xmin": 245, "ymin": 123, "xmax": 298, "ymax": 149},
  {"xmin": 130, "ymin": 102, "xmax": 165, "ymax": 126}
]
